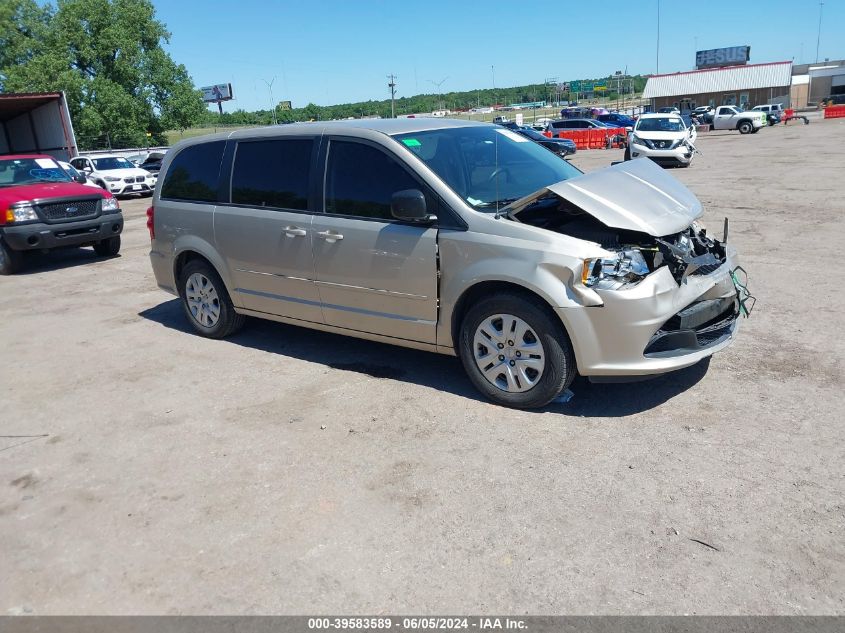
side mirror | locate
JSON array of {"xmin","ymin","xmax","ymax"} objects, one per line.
[
  {"xmin": 74, "ymin": 173, "xmax": 87, "ymax": 184},
  {"xmin": 391, "ymin": 189, "xmax": 435, "ymax": 223},
  {"xmin": 82, "ymin": 165, "xmax": 92, "ymax": 172}
]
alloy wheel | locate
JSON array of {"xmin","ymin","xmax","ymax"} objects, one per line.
[{"xmin": 185, "ymin": 272, "xmax": 221, "ymax": 328}]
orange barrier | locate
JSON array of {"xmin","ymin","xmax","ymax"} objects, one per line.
[
  {"xmin": 823, "ymin": 105, "xmax": 845, "ymax": 119},
  {"xmin": 555, "ymin": 127, "xmax": 627, "ymax": 150}
]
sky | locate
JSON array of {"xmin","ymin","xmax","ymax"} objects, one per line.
[{"xmin": 152, "ymin": 0, "xmax": 843, "ymax": 112}]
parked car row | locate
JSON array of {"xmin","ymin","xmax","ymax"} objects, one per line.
[
  {"xmin": 69, "ymin": 154, "xmax": 157, "ymax": 197},
  {"xmin": 498, "ymin": 122, "xmax": 577, "ymax": 157}
]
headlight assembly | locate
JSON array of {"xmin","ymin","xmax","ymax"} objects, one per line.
[
  {"xmin": 101, "ymin": 197, "xmax": 120, "ymax": 213},
  {"xmin": 104, "ymin": 176, "xmax": 121, "ymax": 182},
  {"xmin": 582, "ymin": 249, "xmax": 650, "ymax": 290},
  {"xmin": 4, "ymin": 204, "xmax": 38, "ymax": 224},
  {"xmin": 631, "ymin": 134, "xmax": 652, "ymax": 149}
]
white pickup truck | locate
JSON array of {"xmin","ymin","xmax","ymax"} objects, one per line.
[{"xmin": 710, "ymin": 106, "xmax": 766, "ymax": 134}]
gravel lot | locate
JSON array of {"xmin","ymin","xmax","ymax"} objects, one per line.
[{"xmin": 2, "ymin": 119, "xmax": 844, "ymax": 615}]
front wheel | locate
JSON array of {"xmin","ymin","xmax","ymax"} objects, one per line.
[
  {"xmin": 0, "ymin": 237, "xmax": 23, "ymax": 275},
  {"xmin": 179, "ymin": 259, "xmax": 245, "ymax": 339},
  {"xmin": 458, "ymin": 293, "xmax": 576, "ymax": 409},
  {"xmin": 93, "ymin": 235, "xmax": 121, "ymax": 256},
  {"xmin": 738, "ymin": 121, "xmax": 753, "ymax": 134}
]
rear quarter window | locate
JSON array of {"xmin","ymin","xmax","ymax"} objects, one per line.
[{"xmin": 160, "ymin": 141, "xmax": 225, "ymax": 203}]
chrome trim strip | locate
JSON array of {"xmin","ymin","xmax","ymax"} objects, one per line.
[
  {"xmin": 235, "ymin": 287, "xmax": 434, "ymax": 324},
  {"xmin": 236, "ymin": 268, "xmax": 311, "ymax": 283},
  {"xmin": 315, "ymin": 279, "xmax": 427, "ymax": 301}
]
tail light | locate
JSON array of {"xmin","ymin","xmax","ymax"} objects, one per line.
[{"xmin": 146, "ymin": 206, "xmax": 155, "ymax": 240}]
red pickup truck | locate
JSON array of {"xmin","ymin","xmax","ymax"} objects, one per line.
[{"xmin": 0, "ymin": 154, "xmax": 123, "ymax": 274}]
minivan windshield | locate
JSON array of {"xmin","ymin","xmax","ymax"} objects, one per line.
[
  {"xmin": 0, "ymin": 157, "xmax": 72, "ymax": 187},
  {"xmin": 393, "ymin": 126, "xmax": 581, "ymax": 210}
]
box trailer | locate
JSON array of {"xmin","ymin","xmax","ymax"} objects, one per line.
[{"xmin": 0, "ymin": 92, "xmax": 78, "ymax": 161}]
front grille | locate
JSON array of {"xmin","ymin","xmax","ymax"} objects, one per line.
[
  {"xmin": 37, "ymin": 198, "xmax": 100, "ymax": 221},
  {"xmin": 695, "ymin": 315, "xmax": 736, "ymax": 346},
  {"xmin": 689, "ymin": 262, "xmax": 723, "ymax": 276},
  {"xmin": 124, "ymin": 176, "xmax": 137, "ymax": 183}
]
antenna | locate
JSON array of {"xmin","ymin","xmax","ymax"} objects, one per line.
[
  {"xmin": 387, "ymin": 74, "xmax": 397, "ymax": 118},
  {"xmin": 815, "ymin": 1, "xmax": 824, "ymax": 63}
]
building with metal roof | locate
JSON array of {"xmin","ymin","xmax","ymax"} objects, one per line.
[{"xmin": 643, "ymin": 61, "xmax": 793, "ymax": 112}]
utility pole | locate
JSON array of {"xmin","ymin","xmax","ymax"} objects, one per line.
[
  {"xmin": 261, "ymin": 77, "xmax": 277, "ymax": 125},
  {"xmin": 387, "ymin": 74, "xmax": 397, "ymax": 118},
  {"xmin": 815, "ymin": 1, "xmax": 824, "ymax": 63}
]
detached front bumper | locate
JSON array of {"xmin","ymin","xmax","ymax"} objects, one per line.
[
  {"xmin": 1, "ymin": 215, "xmax": 123, "ymax": 251},
  {"xmin": 630, "ymin": 142, "xmax": 693, "ymax": 166},
  {"xmin": 558, "ymin": 253, "xmax": 742, "ymax": 376}
]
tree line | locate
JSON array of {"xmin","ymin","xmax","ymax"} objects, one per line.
[
  {"xmin": 198, "ymin": 77, "xmax": 649, "ymax": 128},
  {"xmin": 1, "ymin": 0, "xmax": 205, "ymax": 149}
]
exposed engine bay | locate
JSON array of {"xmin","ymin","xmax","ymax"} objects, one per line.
[{"xmin": 511, "ymin": 194, "xmax": 727, "ymax": 284}]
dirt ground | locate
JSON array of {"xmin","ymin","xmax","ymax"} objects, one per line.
[{"xmin": 2, "ymin": 118, "xmax": 844, "ymax": 615}]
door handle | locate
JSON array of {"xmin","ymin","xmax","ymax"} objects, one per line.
[
  {"xmin": 283, "ymin": 226, "xmax": 307, "ymax": 237},
  {"xmin": 317, "ymin": 230, "xmax": 344, "ymax": 242}
]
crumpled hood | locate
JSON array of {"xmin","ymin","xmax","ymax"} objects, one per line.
[{"xmin": 508, "ymin": 156, "xmax": 702, "ymax": 236}]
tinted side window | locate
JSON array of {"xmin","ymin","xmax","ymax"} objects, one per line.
[
  {"xmin": 160, "ymin": 141, "xmax": 225, "ymax": 202},
  {"xmin": 325, "ymin": 141, "xmax": 420, "ymax": 220},
  {"xmin": 231, "ymin": 139, "xmax": 312, "ymax": 210}
]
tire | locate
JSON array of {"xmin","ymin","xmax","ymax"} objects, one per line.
[
  {"xmin": 738, "ymin": 121, "xmax": 753, "ymax": 134},
  {"xmin": 179, "ymin": 258, "xmax": 245, "ymax": 339},
  {"xmin": 97, "ymin": 181, "xmax": 108, "ymax": 190},
  {"xmin": 623, "ymin": 147, "xmax": 631, "ymax": 161},
  {"xmin": 458, "ymin": 292, "xmax": 576, "ymax": 409},
  {"xmin": 0, "ymin": 237, "xmax": 23, "ymax": 275},
  {"xmin": 93, "ymin": 235, "xmax": 121, "ymax": 257}
]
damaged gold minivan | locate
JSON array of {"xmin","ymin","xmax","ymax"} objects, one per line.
[{"xmin": 148, "ymin": 119, "xmax": 752, "ymax": 408}]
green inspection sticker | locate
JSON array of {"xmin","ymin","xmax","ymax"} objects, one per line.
[{"xmin": 402, "ymin": 138, "xmax": 421, "ymax": 147}]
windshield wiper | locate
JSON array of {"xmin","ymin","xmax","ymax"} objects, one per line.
[{"xmin": 475, "ymin": 197, "xmax": 520, "ymax": 210}]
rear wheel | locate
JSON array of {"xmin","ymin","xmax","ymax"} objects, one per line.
[
  {"xmin": 179, "ymin": 259, "xmax": 245, "ymax": 339},
  {"xmin": 0, "ymin": 237, "xmax": 23, "ymax": 275},
  {"xmin": 93, "ymin": 235, "xmax": 121, "ymax": 257},
  {"xmin": 738, "ymin": 121, "xmax": 753, "ymax": 134},
  {"xmin": 458, "ymin": 293, "xmax": 576, "ymax": 409}
]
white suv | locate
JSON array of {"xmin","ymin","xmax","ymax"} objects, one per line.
[
  {"xmin": 625, "ymin": 114, "xmax": 698, "ymax": 167},
  {"xmin": 70, "ymin": 154, "xmax": 155, "ymax": 197}
]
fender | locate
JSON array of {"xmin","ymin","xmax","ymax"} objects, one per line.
[{"xmin": 171, "ymin": 234, "xmax": 243, "ymax": 308}]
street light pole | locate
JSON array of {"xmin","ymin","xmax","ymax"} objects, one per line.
[
  {"xmin": 656, "ymin": 0, "xmax": 661, "ymax": 74},
  {"xmin": 261, "ymin": 77, "xmax": 277, "ymax": 125},
  {"xmin": 815, "ymin": 1, "xmax": 824, "ymax": 63}
]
